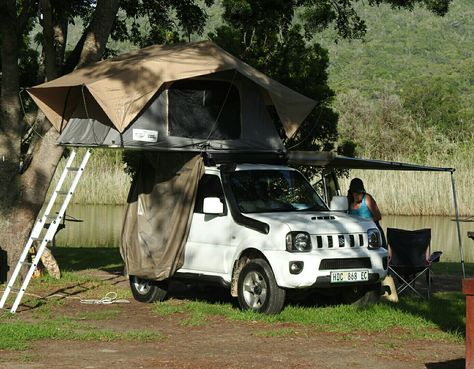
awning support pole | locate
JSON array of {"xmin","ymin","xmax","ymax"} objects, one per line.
[{"xmin": 451, "ymin": 170, "xmax": 465, "ymax": 278}]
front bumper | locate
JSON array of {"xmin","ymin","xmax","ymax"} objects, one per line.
[{"xmin": 264, "ymin": 248, "xmax": 388, "ymax": 289}]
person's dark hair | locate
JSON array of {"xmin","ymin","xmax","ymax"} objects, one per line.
[{"xmin": 347, "ymin": 178, "xmax": 366, "ymax": 204}]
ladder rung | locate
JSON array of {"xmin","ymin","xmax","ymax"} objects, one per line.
[
  {"xmin": 44, "ymin": 215, "xmax": 60, "ymax": 220},
  {"xmin": 0, "ymin": 149, "xmax": 91, "ymax": 313},
  {"xmin": 56, "ymin": 190, "xmax": 70, "ymax": 195}
]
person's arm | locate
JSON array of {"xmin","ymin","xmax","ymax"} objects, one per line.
[{"xmin": 365, "ymin": 193, "xmax": 382, "ymax": 221}]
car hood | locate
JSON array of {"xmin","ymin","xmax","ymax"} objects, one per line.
[{"xmin": 249, "ymin": 211, "xmax": 376, "ymax": 234}]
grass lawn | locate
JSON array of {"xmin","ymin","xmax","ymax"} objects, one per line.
[{"xmin": 0, "ymin": 245, "xmax": 469, "ymax": 351}]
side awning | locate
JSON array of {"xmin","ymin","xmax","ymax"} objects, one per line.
[
  {"xmin": 287, "ymin": 151, "xmax": 454, "ymax": 172},
  {"xmin": 288, "ymin": 150, "xmax": 464, "ymax": 277}
]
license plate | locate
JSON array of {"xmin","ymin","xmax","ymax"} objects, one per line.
[{"xmin": 330, "ymin": 270, "xmax": 369, "ymax": 283}]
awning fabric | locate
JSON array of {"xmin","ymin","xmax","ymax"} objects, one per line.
[{"xmin": 287, "ymin": 151, "xmax": 454, "ymax": 172}]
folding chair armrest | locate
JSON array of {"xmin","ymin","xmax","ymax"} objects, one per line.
[{"xmin": 429, "ymin": 251, "xmax": 443, "ymax": 263}]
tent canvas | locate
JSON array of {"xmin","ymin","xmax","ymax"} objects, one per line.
[
  {"xmin": 121, "ymin": 152, "xmax": 204, "ymax": 280},
  {"xmin": 27, "ymin": 41, "xmax": 316, "ymax": 152},
  {"xmin": 57, "ymin": 71, "xmax": 287, "ymax": 152}
]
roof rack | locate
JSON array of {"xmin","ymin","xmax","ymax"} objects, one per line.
[{"xmin": 203, "ymin": 151, "xmax": 287, "ymax": 166}]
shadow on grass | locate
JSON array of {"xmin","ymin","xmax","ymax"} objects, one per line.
[
  {"xmin": 425, "ymin": 358, "xmax": 465, "ymax": 369},
  {"xmin": 49, "ymin": 247, "xmax": 467, "ymax": 339},
  {"xmin": 53, "ymin": 246, "xmax": 123, "ymax": 272},
  {"xmin": 388, "ymin": 292, "xmax": 466, "ymax": 338}
]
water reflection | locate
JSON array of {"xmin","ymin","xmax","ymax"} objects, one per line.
[
  {"xmin": 55, "ymin": 204, "xmax": 125, "ymax": 248},
  {"xmin": 55, "ymin": 205, "xmax": 474, "ymax": 263}
]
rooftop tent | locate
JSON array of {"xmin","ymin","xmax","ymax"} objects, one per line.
[
  {"xmin": 27, "ymin": 41, "xmax": 316, "ymax": 153},
  {"xmin": 56, "ymin": 71, "xmax": 287, "ymax": 152}
]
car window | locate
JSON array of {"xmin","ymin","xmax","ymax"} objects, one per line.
[
  {"xmin": 194, "ymin": 174, "xmax": 226, "ymax": 214},
  {"xmin": 227, "ymin": 169, "xmax": 328, "ymax": 213}
]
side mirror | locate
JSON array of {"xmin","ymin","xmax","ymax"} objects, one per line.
[
  {"xmin": 203, "ymin": 197, "xmax": 224, "ymax": 215},
  {"xmin": 330, "ymin": 196, "xmax": 348, "ymax": 212}
]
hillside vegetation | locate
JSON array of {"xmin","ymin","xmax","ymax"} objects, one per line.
[
  {"xmin": 316, "ymin": 0, "xmax": 473, "ymax": 159},
  {"xmin": 313, "ymin": 0, "xmax": 473, "ymax": 215},
  {"xmin": 56, "ymin": 1, "xmax": 473, "ymax": 215}
]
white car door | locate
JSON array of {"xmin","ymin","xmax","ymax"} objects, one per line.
[{"xmin": 182, "ymin": 174, "xmax": 234, "ymax": 274}]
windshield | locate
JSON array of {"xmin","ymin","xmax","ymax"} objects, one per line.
[{"xmin": 227, "ymin": 169, "xmax": 328, "ymax": 213}]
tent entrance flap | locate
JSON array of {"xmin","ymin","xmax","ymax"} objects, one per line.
[{"xmin": 120, "ymin": 152, "xmax": 204, "ymax": 280}]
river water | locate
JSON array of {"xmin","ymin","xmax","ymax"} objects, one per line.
[{"xmin": 55, "ymin": 204, "xmax": 474, "ymax": 263}]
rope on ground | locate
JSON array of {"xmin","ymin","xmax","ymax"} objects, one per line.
[
  {"xmin": 80, "ymin": 292, "xmax": 130, "ymax": 305},
  {"xmin": 0, "ymin": 290, "xmax": 130, "ymax": 306}
]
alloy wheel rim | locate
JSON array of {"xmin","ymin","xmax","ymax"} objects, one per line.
[
  {"xmin": 242, "ymin": 270, "xmax": 268, "ymax": 310},
  {"xmin": 133, "ymin": 277, "xmax": 151, "ymax": 295}
]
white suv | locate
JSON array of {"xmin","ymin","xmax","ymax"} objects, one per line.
[{"xmin": 129, "ymin": 163, "xmax": 388, "ymax": 314}]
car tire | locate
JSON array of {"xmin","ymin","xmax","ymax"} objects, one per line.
[
  {"xmin": 129, "ymin": 275, "xmax": 168, "ymax": 303},
  {"xmin": 237, "ymin": 259, "xmax": 286, "ymax": 314}
]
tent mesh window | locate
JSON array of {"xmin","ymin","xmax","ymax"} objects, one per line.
[{"xmin": 168, "ymin": 80, "xmax": 241, "ymax": 140}]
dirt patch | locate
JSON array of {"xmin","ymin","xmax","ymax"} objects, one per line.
[{"xmin": 0, "ymin": 272, "xmax": 466, "ymax": 369}]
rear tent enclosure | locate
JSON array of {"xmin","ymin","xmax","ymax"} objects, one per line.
[{"xmin": 26, "ymin": 41, "xmax": 317, "ymax": 281}]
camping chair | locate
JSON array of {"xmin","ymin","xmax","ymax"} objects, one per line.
[{"xmin": 387, "ymin": 228, "xmax": 442, "ymax": 299}]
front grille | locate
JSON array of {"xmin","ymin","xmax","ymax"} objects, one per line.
[
  {"xmin": 312, "ymin": 234, "xmax": 365, "ymax": 249},
  {"xmin": 319, "ymin": 257, "xmax": 372, "ymax": 270}
]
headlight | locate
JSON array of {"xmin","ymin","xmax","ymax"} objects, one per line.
[
  {"xmin": 286, "ymin": 232, "xmax": 312, "ymax": 252},
  {"xmin": 367, "ymin": 228, "xmax": 381, "ymax": 249}
]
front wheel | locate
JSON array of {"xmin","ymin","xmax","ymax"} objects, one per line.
[
  {"xmin": 237, "ymin": 259, "xmax": 286, "ymax": 314},
  {"xmin": 129, "ymin": 275, "xmax": 168, "ymax": 303}
]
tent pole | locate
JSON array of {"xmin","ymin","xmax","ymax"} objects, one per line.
[{"xmin": 450, "ymin": 170, "xmax": 465, "ymax": 278}]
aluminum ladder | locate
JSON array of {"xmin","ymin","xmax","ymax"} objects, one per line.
[{"xmin": 0, "ymin": 149, "xmax": 91, "ymax": 313}]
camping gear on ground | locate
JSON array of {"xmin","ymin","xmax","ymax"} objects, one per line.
[
  {"xmin": 387, "ymin": 228, "xmax": 442, "ymax": 299},
  {"xmin": 0, "ymin": 149, "xmax": 91, "ymax": 313},
  {"xmin": 380, "ymin": 275, "xmax": 399, "ymax": 303}
]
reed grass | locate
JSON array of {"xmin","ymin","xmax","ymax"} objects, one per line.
[
  {"xmin": 48, "ymin": 147, "xmax": 473, "ymax": 216},
  {"xmin": 340, "ymin": 153, "xmax": 473, "ymax": 216},
  {"xmin": 49, "ymin": 148, "xmax": 130, "ymax": 205}
]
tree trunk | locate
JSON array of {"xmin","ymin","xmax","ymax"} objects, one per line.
[
  {"xmin": 0, "ymin": 0, "xmax": 21, "ymax": 184},
  {"xmin": 40, "ymin": 0, "xmax": 58, "ymax": 80},
  {"xmin": 0, "ymin": 0, "xmax": 22, "ymax": 281},
  {"xmin": 0, "ymin": 0, "xmax": 121, "ymax": 283},
  {"xmin": 1, "ymin": 128, "xmax": 64, "ymax": 280},
  {"xmin": 78, "ymin": 0, "xmax": 120, "ymax": 67}
]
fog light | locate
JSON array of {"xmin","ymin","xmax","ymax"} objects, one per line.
[{"xmin": 289, "ymin": 261, "xmax": 304, "ymax": 274}]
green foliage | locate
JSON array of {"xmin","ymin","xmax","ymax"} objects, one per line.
[
  {"xmin": 211, "ymin": 1, "xmax": 339, "ymax": 155},
  {"xmin": 401, "ymin": 76, "xmax": 465, "ymax": 140},
  {"xmin": 112, "ymin": 0, "xmax": 211, "ymax": 48},
  {"xmin": 302, "ymin": 0, "xmax": 452, "ymax": 41},
  {"xmin": 316, "ymin": 0, "xmax": 474, "ymax": 161},
  {"xmin": 335, "ymin": 87, "xmax": 459, "ymax": 161}
]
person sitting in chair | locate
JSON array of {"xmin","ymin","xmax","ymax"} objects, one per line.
[{"xmin": 347, "ymin": 178, "xmax": 387, "ymax": 249}]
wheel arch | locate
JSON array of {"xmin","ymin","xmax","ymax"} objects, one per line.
[{"xmin": 230, "ymin": 248, "xmax": 270, "ymax": 297}]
